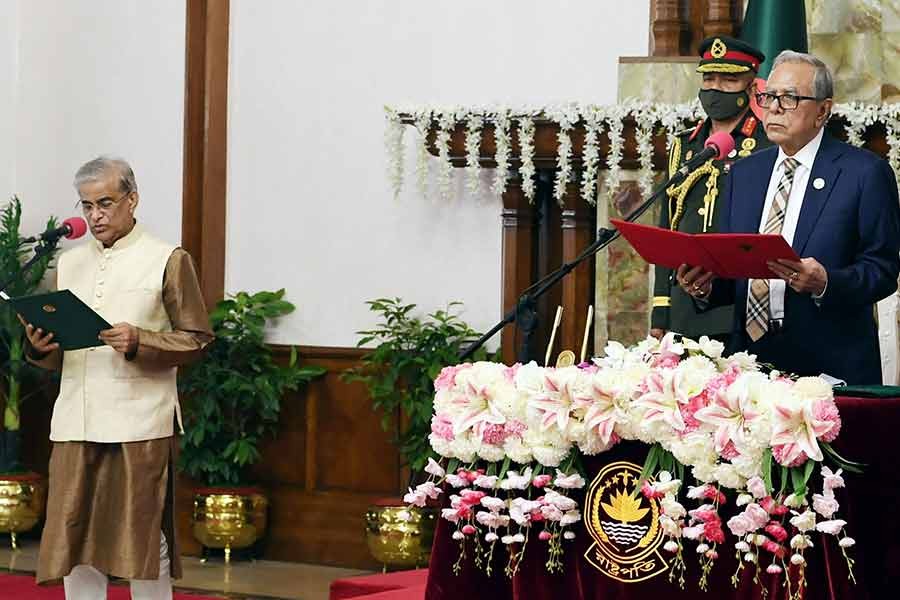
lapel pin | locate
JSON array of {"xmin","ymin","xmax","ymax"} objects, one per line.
[{"xmin": 813, "ymin": 177, "xmax": 825, "ymax": 190}]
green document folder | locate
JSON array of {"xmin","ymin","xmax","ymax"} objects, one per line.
[{"xmin": 8, "ymin": 290, "xmax": 112, "ymax": 351}]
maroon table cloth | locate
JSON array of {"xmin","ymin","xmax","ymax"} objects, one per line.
[{"xmin": 425, "ymin": 396, "xmax": 900, "ymax": 600}]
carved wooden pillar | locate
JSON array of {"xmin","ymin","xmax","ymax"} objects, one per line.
[
  {"xmin": 559, "ymin": 173, "xmax": 596, "ymax": 361},
  {"xmin": 650, "ymin": 0, "xmax": 686, "ymax": 57},
  {"xmin": 704, "ymin": 0, "xmax": 736, "ymax": 39},
  {"xmin": 500, "ymin": 172, "xmax": 537, "ymax": 366}
]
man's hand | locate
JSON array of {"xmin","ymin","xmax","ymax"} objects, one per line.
[
  {"xmin": 768, "ymin": 258, "xmax": 828, "ymax": 296},
  {"xmin": 650, "ymin": 328, "xmax": 668, "ymax": 340},
  {"xmin": 676, "ymin": 264, "xmax": 715, "ymax": 298},
  {"xmin": 99, "ymin": 322, "xmax": 139, "ymax": 355},
  {"xmin": 18, "ymin": 315, "xmax": 60, "ymax": 355}
]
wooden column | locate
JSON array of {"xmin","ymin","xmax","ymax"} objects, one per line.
[
  {"xmin": 182, "ymin": 0, "xmax": 229, "ymax": 307},
  {"xmin": 704, "ymin": 0, "xmax": 736, "ymax": 39},
  {"xmin": 650, "ymin": 0, "xmax": 686, "ymax": 57},
  {"xmin": 559, "ymin": 174, "xmax": 596, "ymax": 361},
  {"xmin": 500, "ymin": 173, "xmax": 537, "ymax": 366}
]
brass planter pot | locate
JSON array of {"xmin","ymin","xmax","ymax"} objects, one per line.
[
  {"xmin": 191, "ymin": 487, "xmax": 268, "ymax": 563},
  {"xmin": 365, "ymin": 501, "xmax": 437, "ymax": 571},
  {"xmin": 0, "ymin": 473, "xmax": 47, "ymax": 550}
]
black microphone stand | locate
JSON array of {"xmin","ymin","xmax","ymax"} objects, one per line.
[{"xmin": 459, "ymin": 154, "xmax": 713, "ymax": 363}]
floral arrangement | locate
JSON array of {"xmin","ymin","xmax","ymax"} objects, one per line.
[
  {"xmin": 404, "ymin": 334, "xmax": 859, "ymax": 596},
  {"xmin": 386, "ymin": 101, "xmax": 900, "ymax": 205}
]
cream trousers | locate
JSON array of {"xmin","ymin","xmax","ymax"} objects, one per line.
[{"xmin": 62, "ymin": 531, "xmax": 172, "ymax": 600}]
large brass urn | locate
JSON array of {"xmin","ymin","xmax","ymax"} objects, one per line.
[
  {"xmin": 0, "ymin": 473, "xmax": 47, "ymax": 550},
  {"xmin": 365, "ymin": 499, "xmax": 437, "ymax": 571},
  {"xmin": 191, "ymin": 487, "xmax": 268, "ymax": 563}
]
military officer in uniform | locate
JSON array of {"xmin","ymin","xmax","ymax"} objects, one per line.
[{"xmin": 651, "ymin": 36, "xmax": 771, "ymax": 342}]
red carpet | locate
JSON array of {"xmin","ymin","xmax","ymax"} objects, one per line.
[
  {"xmin": 329, "ymin": 569, "xmax": 427, "ymax": 600},
  {"xmin": 0, "ymin": 573, "xmax": 226, "ymax": 599}
]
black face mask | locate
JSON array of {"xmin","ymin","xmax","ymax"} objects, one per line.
[{"xmin": 698, "ymin": 88, "xmax": 750, "ymax": 121}]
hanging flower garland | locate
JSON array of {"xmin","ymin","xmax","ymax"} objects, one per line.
[
  {"xmin": 385, "ymin": 101, "xmax": 900, "ymax": 204},
  {"xmin": 580, "ymin": 105, "xmax": 605, "ymax": 206},
  {"xmin": 465, "ymin": 113, "xmax": 485, "ymax": 197},
  {"xmin": 546, "ymin": 103, "xmax": 580, "ymax": 205},
  {"xmin": 877, "ymin": 104, "xmax": 900, "ymax": 177},
  {"xmin": 602, "ymin": 103, "xmax": 629, "ymax": 201},
  {"xmin": 632, "ymin": 101, "xmax": 658, "ymax": 198},
  {"xmin": 413, "ymin": 108, "xmax": 433, "ymax": 200},
  {"xmin": 435, "ymin": 108, "xmax": 458, "ymax": 202},
  {"xmin": 834, "ymin": 102, "xmax": 880, "ymax": 148},
  {"xmin": 518, "ymin": 115, "xmax": 537, "ymax": 201},
  {"xmin": 491, "ymin": 108, "xmax": 512, "ymax": 198},
  {"xmin": 384, "ymin": 106, "xmax": 405, "ymax": 200}
]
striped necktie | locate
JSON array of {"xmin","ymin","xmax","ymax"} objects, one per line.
[{"xmin": 746, "ymin": 157, "xmax": 800, "ymax": 342}]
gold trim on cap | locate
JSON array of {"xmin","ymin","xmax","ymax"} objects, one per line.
[{"xmin": 696, "ymin": 63, "xmax": 751, "ymax": 74}]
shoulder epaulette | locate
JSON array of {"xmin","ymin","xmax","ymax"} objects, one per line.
[
  {"xmin": 741, "ymin": 115, "xmax": 759, "ymax": 138},
  {"xmin": 688, "ymin": 119, "xmax": 704, "ymax": 142}
]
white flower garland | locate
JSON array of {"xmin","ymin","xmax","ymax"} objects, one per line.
[
  {"xmin": 435, "ymin": 108, "xmax": 457, "ymax": 202},
  {"xmin": 385, "ymin": 102, "xmax": 900, "ymax": 204},
  {"xmin": 465, "ymin": 113, "xmax": 484, "ymax": 197},
  {"xmin": 413, "ymin": 108, "xmax": 433, "ymax": 200},
  {"xmin": 834, "ymin": 102, "xmax": 880, "ymax": 148},
  {"xmin": 632, "ymin": 101, "xmax": 658, "ymax": 198},
  {"xmin": 603, "ymin": 103, "xmax": 629, "ymax": 201},
  {"xmin": 384, "ymin": 106, "xmax": 405, "ymax": 200},
  {"xmin": 518, "ymin": 116, "xmax": 537, "ymax": 201},
  {"xmin": 546, "ymin": 104, "xmax": 579, "ymax": 205},
  {"xmin": 580, "ymin": 105, "xmax": 605, "ymax": 206},
  {"xmin": 491, "ymin": 108, "xmax": 512, "ymax": 198}
]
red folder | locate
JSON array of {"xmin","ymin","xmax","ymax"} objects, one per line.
[{"xmin": 611, "ymin": 219, "xmax": 801, "ymax": 279}]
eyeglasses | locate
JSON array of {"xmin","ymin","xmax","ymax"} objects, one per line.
[
  {"xmin": 78, "ymin": 190, "xmax": 132, "ymax": 216},
  {"xmin": 756, "ymin": 92, "xmax": 821, "ymax": 111}
]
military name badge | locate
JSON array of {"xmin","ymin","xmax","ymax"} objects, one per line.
[{"xmin": 584, "ymin": 461, "xmax": 668, "ymax": 583}]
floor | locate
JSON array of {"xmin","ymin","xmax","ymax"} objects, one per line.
[{"xmin": 0, "ymin": 538, "xmax": 373, "ymax": 600}]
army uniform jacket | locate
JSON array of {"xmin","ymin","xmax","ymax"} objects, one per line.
[{"xmin": 651, "ymin": 110, "xmax": 771, "ymax": 338}]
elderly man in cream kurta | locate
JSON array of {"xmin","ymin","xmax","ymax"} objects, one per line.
[{"xmin": 23, "ymin": 156, "xmax": 213, "ymax": 600}]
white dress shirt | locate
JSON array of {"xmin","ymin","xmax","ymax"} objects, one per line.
[{"xmin": 752, "ymin": 126, "xmax": 825, "ymax": 320}]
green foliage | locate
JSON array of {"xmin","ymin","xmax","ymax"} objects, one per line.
[
  {"xmin": 0, "ymin": 197, "xmax": 58, "ymax": 437},
  {"xmin": 178, "ymin": 289, "xmax": 326, "ymax": 486},
  {"xmin": 343, "ymin": 297, "xmax": 495, "ymax": 474}
]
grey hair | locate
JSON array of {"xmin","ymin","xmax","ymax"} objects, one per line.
[
  {"xmin": 771, "ymin": 50, "xmax": 834, "ymax": 99},
  {"xmin": 73, "ymin": 156, "xmax": 138, "ymax": 194}
]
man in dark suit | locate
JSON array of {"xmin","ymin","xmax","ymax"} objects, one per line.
[{"xmin": 678, "ymin": 50, "xmax": 900, "ymax": 385}]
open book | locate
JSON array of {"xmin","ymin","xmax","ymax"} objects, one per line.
[{"xmin": 611, "ymin": 219, "xmax": 801, "ymax": 279}]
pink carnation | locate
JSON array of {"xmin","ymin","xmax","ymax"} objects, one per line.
[
  {"xmin": 679, "ymin": 395, "xmax": 708, "ymax": 433},
  {"xmin": 704, "ymin": 520, "xmax": 726, "ymax": 544},
  {"xmin": 481, "ymin": 424, "xmax": 508, "ymax": 445},
  {"xmin": 431, "ymin": 414, "xmax": 454, "ymax": 441},
  {"xmin": 765, "ymin": 523, "xmax": 788, "ymax": 542},
  {"xmin": 434, "ymin": 366, "xmax": 462, "ymax": 391},
  {"xmin": 813, "ymin": 398, "xmax": 842, "ymax": 442},
  {"xmin": 655, "ymin": 355, "xmax": 681, "ymax": 369},
  {"xmin": 504, "ymin": 420, "xmax": 527, "ymax": 438},
  {"xmin": 720, "ymin": 440, "xmax": 740, "ymax": 460}
]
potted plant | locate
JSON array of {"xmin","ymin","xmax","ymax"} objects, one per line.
[
  {"xmin": 343, "ymin": 297, "xmax": 494, "ymax": 570},
  {"xmin": 178, "ymin": 289, "xmax": 325, "ymax": 562},
  {"xmin": 0, "ymin": 197, "xmax": 57, "ymax": 549}
]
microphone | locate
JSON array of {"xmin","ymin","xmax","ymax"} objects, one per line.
[
  {"xmin": 676, "ymin": 131, "xmax": 736, "ymax": 176},
  {"xmin": 21, "ymin": 217, "xmax": 88, "ymax": 244}
]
